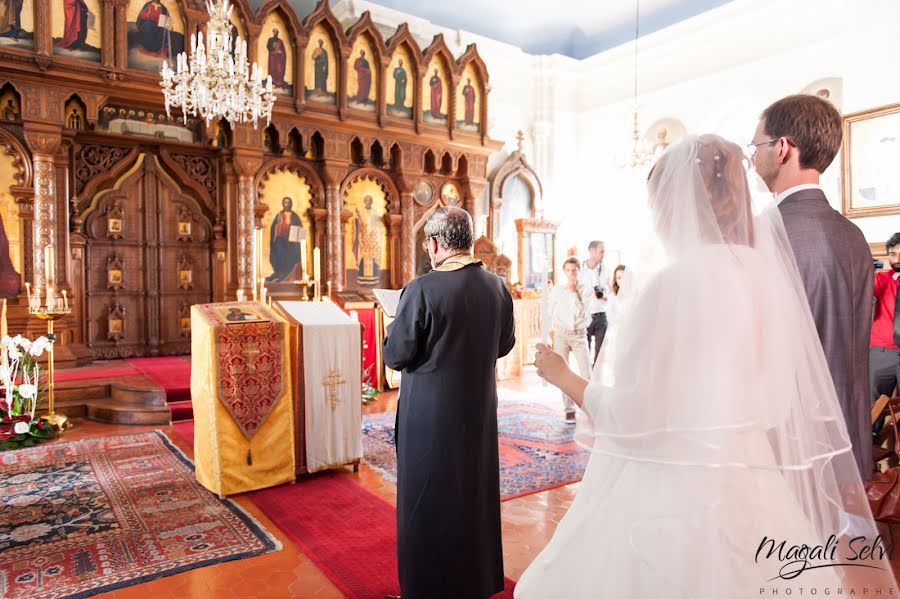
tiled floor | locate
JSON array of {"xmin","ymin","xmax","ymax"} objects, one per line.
[{"xmin": 29, "ymin": 370, "xmax": 900, "ymax": 597}]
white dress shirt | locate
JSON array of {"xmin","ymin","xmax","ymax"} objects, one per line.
[
  {"xmin": 775, "ymin": 183, "xmax": 823, "ymax": 205},
  {"xmin": 580, "ymin": 261, "xmax": 611, "ymax": 314},
  {"xmin": 548, "ymin": 283, "xmax": 593, "ymax": 331}
]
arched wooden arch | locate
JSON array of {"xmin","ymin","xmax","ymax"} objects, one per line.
[
  {"xmin": 420, "ymin": 34, "xmax": 457, "ymax": 132},
  {"xmin": 455, "ymin": 44, "xmax": 490, "ymax": 142},
  {"xmin": 255, "ymin": 157, "xmax": 326, "ymax": 210},
  {"xmin": 0, "ymin": 126, "xmax": 33, "ymax": 286},
  {"xmin": 384, "ymin": 23, "xmax": 422, "ymax": 127},
  {"xmin": 487, "ymin": 144, "xmax": 543, "ymax": 244},
  {"xmin": 340, "ymin": 167, "xmax": 400, "ymax": 214},
  {"xmin": 0, "ymin": 127, "xmax": 32, "ymax": 189},
  {"xmin": 343, "ymin": 12, "xmax": 388, "ymax": 121},
  {"xmin": 300, "ymin": 1, "xmax": 348, "ymax": 116}
]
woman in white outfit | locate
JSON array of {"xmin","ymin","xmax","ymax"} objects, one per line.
[{"xmin": 515, "ymin": 135, "xmax": 894, "ymax": 598}]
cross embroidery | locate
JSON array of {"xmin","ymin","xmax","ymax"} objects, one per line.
[
  {"xmin": 242, "ymin": 343, "xmax": 260, "ymax": 373},
  {"xmin": 322, "ymin": 370, "xmax": 345, "ymax": 409}
]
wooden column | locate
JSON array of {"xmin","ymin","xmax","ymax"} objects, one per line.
[{"xmin": 322, "ymin": 165, "xmax": 346, "ymax": 291}]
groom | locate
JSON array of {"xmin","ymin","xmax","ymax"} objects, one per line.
[{"xmin": 751, "ymin": 94, "xmax": 874, "ymax": 479}]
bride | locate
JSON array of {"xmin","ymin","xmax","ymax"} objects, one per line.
[{"xmin": 515, "ymin": 135, "xmax": 894, "ymax": 597}]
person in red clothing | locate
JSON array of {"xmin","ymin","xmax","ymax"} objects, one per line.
[{"xmin": 871, "ymin": 232, "xmax": 900, "ymax": 401}]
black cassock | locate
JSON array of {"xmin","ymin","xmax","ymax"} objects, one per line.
[{"xmin": 383, "ymin": 260, "xmax": 515, "ymax": 599}]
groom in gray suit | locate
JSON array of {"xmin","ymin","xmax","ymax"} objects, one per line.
[{"xmin": 751, "ymin": 94, "xmax": 874, "ymax": 479}]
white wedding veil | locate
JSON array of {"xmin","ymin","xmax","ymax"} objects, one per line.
[{"xmin": 573, "ymin": 134, "xmax": 894, "ymax": 593}]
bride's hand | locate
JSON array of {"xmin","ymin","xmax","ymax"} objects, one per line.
[{"xmin": 534, "ymin": 343, "xmax": 569, "ymax": 386}]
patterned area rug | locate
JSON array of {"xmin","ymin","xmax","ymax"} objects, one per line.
[
  {"xmin": 362, "ymin": 389, "xmax": 589, "ymax": 500},
  {"xmin": 0, "ymin": 431, "xmax": 280, "ymax": 599}
]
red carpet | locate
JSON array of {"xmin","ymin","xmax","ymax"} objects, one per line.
[
  {"xmin": 126, "ymin": 357, "xmax": 193, "ymax": 421},
  {"xmin": 55, "ymin": 364, "xmax": 139, "ymax": 383},
  {"xmin": 248, "ymin": 473, "xmax": 515, "ymax": 599},
  {"xmin": 0, "ymin": 431, "xmax": 279, "ymax": 598}
]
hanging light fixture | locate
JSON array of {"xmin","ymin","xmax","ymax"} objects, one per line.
[
  {"xmin": 160, "ymin": 0, "xmax": 275, "ymax": 128},
  {"xmin": 624, "ymin": 0, "xmax": 655, "ymax": 168}
]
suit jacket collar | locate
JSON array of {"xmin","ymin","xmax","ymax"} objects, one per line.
[{"xmin": 777, "ymin": 187, "xmax": 828, "ymax": 207}]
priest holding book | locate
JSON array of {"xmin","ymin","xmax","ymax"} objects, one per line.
[{"xmin": 383, "ymin": 207, "xmax": 515, "ymax": 599}]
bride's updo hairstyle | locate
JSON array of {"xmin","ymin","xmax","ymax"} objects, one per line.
[{"xmin": 647, "ymin": 134, "xmax": 754, "ymax": 250}]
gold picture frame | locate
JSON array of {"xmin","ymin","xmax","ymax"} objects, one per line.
[{"xmin": 842, "ymin": 102, "xmax": 900, "ymax": 217}]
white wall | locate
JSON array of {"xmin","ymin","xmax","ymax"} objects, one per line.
[{"xmin": 337, "ymin": 0, "xmax": 900, "ymax": 272}]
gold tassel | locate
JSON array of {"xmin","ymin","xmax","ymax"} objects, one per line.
[{"xmin": 247, "ymin": 448, "xmax": 252, "ymax": 465}]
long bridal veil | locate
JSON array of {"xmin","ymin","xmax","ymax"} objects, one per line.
[{"xmin": 517, "ymin": 135, "xmax": 894, "ymax": 598}]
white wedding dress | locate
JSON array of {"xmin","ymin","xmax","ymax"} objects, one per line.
[{"xmin": 515, "ymin": 136, "xmax": 894, "ymax": 598}]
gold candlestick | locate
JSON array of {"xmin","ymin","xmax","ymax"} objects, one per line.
[{"xmin": 30, "ymin": 303, "xmax": 71, "ymax": 430}]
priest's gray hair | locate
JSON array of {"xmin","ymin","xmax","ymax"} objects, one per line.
[{"xmin": 424, "ymin": 207, "xmax": 473, "ymax": 252}]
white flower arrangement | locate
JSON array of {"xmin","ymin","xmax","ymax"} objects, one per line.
[{"xmin": 0, "ymin": 334, "xmax": 49, "ymax": 420}]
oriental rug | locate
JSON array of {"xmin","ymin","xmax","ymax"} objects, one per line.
[
  {"xmin": 249, "ymin": 471, "xmax": 515, "ymax": 598},
  {"xmin": 0, "ymin": 431, "xmax": 279, "ymax": 599},
  {"xmin": 362, "ymin": 388, "xmax": 589, "ymax": 500}
]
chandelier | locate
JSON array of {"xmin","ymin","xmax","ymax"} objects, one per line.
[
  {"xmin": 160, "ymin": 0, "xmax": 275, "ymax": 128},
  {"xmin": 623, "ymin": 0, "xmax": 655, "ymax": 169}
]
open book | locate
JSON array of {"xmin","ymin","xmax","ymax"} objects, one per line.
[
  {"xmin": 372, "ymin": 288, "xmax": 402, "ymax": 318},
  {"xmin": 288, "ymin": 226, "xmax": 305, "ymax": 243}
]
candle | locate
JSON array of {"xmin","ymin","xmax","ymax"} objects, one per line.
[
  {"xmin": 300, "ymin": 241, "xmax": 307, "ymax": 279},
  {"xmin": 260, "ymin": 285, "xmax": 267, "ymax": 304},
  {"xmin": 25, "ymin": 282, "xmax": 30, "ymax": 305},
  {"xmin": 47, "ymin": 286, "xmax": 55, "ymax": 310},
  {"xmin": 61, "ymin": 289, "xmax": 68, "ymax": 310},
  {"xmin": 313, "ymin": 247, "xmax": 320, "ymax": 281},
  {"xmin": 44, "ymin": 246, "xmax": 54, "ymax": 286},
  {"xmin": 236, "ymin": 289, "xmax": 245, "ymax": 302}
]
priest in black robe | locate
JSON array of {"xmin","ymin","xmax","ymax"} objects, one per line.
[{"xmin": 383, "ymin": 206, "xmax": 515, "ymax": 599}]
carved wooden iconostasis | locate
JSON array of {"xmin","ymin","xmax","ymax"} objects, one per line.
[{"xmin": 0, "ymin": 0, "xmax": 499, "ymax": 362}]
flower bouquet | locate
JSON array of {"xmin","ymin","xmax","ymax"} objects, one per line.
[{"xmin": 0, "ymin": 335, "xmax": 57, "ymax": 450}]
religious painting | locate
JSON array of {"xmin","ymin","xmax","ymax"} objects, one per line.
[
  {"xmin": 414, "ymin": 180, "xmax": 433, "ymax": 206},
  {"xmin": 99, "ymin": 104, "xmax": 201, "ymax": 143},
  {"xmin": 455, "ymin": 64, "xmax": 481, "ymax": 132},
  {"xmin": 0, "ymin": 87, "xmax": 20, "ymax": 122},
  {"xmin": 0, "ymin": 0, "xmax": 34, "ymax": 50},
  {"xmin": 422, "ymin": 56, "xmax": 448, "ymax": 125},
  {"xmin": 106, "ymin": 255, "xmax": 123, "ymax": 289},
  {"xmin": 179, "ymin": 314, "xmax": 191, "ymax": 334},
  {"xmin": 304, "ymin": 25, "xmax": 336, "ymax": 104},
  {"xmin": 440, "ymin": 182, "xmax": 461, "ymax": 206},
  {"xmin": 53, "ymin": 0, "xmax": 101, "ymax": 62},
  {"xmin": 65, "ymin": 98, "xmax": 86, "ymax": 130},
  {"xmin": 842, "ymin": 103, "xmax": 900, "ymax": 217},
  {"xmin": 259, "ymin": 171, "xmax": 312, "ymax": 284},
  {"xmin": 214, "ymin": 305, "xmax": 268, "ymax": 324},
  {"xmin": 0, "ymin": 148, "xmax": 22, "ymax": 298},
  {"xmin": 177, "ymin": 220, "xmax": 191, "ymax": 238},
  {"xmin": 257, "ymin": 11, "xmax": 293, "ymax": 97},
  {"xmin": 347, "ymin": 35, "xmax": 376, "ymax": 112},
  {"xmin": 344, "ymin": 178, "xmax": 389, "ymax": 288},
  {"xmin": 107, "ymin": 303, "xmax": 125, "ymax": 340},
  {"xmin": 126, "ymin": 0, "xmax": 185, "ymax": 72},
  {"xmin": 387, "ymin": 46, "xmax": 413, "ymax": 119},
  {"xmin": 107, "ymin": 216, "xmax": 123, "ymax": 237}
]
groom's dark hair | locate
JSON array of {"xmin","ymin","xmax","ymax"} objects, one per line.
[{"xmin": 761, "ymin": 94, "xmax": 842, "ymax": 174}]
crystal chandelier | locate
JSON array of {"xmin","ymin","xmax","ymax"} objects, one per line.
[
  {"xmin": 623, "ymin": 0, "xmax": 655, "ymax": 169},
  {"xmin": 160, "ymin": 0, "xmax": 275, "ymax": 128}
]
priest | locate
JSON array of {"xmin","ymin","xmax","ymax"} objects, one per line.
[{"xmin": 383, "ymin": 206, "xmax": 515, "ymax": 599}]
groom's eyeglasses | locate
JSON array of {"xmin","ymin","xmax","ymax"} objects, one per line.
[
  {"xmin": 421, "ymin": 236, "xmax": 435, "ymax": 253},
  {"xmin": 746, "ymin": 139, "xmax": 779, "ymax": 159}
]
